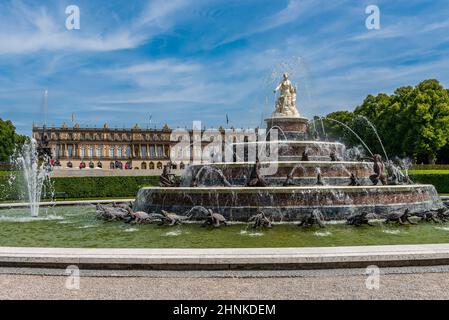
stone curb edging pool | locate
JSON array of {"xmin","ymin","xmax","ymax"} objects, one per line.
[
  {"xmin": 2, "ymin": 244, "xmax": 449, "ymax": 270},
  {"xmin": 0, "ymin": 199, "xmax": 134, "ymax": 209},
  {"xmin": 1, "ymin": 196, "xmax": 446, "ymax": 209}
]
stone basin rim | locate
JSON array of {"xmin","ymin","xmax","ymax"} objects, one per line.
[
  {"xmin": 234, "ymin": 140, "xmax": 345, "ymax": 145},
  {"xmin": 189, "ymin": 160, "xmax": 372, "ymax": 166},
  {"xmin": 139, "ymin": 184, "xmax": 436, "ymax": 193}
]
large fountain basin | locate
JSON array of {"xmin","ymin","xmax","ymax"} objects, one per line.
[
  {"xmin": 235, "ymin": 140, "xmax": 346, "ymax": 161},
  {"xmin": 134, "ymin": 184, "xmax": 444, "ymax": 221},
  {"xmin": 182, "ymin": 161, "xmax": 374, "ymax": 186}
]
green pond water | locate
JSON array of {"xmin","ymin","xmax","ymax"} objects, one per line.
[{"xmin": 0, "ymin": 206, "xmax": 449, "ymax": 248}]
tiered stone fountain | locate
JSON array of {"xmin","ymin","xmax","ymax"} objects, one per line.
[{"xmin": 134, "ymin": 73, "xmax": 444, "ymax": 221}]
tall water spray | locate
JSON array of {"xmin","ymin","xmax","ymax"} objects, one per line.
[{"xmin": 12, "ymin": 139, "xmax": 51, "ymax": 217}]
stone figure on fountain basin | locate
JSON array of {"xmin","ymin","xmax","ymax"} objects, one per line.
[
  {"xmin": 414, "ymin": 207, "xmax": 449, "ymax": 223},
  {"xmin": 272, "ymin": 72, "xmax": 300, "ymax": 118},
  {"xmin": 248, "ymin": 211, "xmax": 272, "ymax": 229},
  {"xmin": 247, "ymin": 159, "xmax": 267, "ymax": 187},
  {"xmin": 348, "ymin": 173, "xmax": 362, "ymax": 186},
  {"xmin": 385, "ymin": 160, "xmax": 413, "ymax": 185},
  {"xmin": 384, "ymin": 209, "xmax": 416, "ymax": 225},
  {"xmin": 364, "ymin": 154, "xmax": 387, "ymax": 185},
  {"xmin": 283, "ymin": 172, "xmax": 296, "ymax": 186},
  {"xmin": 298, "ymin": 209, "xmax": 326, "ymax": 228},
  {"xmin": 301, "ymin": 150, "xmax": 309, "ymax": 161},
  {"xmin": 160, "ymin": 162, "xmax": 177, "ymax": 187},
  {"xmin": 346, "ymin": 212, "xmax": 373, "ymax": 226},
  {"xmin": 202, "ymin": 209, "xmax": 228, "ymax": 227},
  {"xmin": 158, "ymin": 210, "xmax": 191, "ymax": 225}
]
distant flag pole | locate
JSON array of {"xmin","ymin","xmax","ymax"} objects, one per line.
[
  {"xmin": 226, "ymin": 113, "xmax": 229, "ymax": 126},
  {"xmin": 149, "ymin": 115, "xmax": 152, "ymax": 127},
  {"xmin": 71, "ymin": 112, "xmax": 76, "ymax": 123},
  {"xmin": 43, "ymin": 89, "xmax": 48, "ymax": 127}
]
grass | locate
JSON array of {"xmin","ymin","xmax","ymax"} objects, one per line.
[{"xmin": 408, "ymin": 170, "xmax": 449, "ymax": 175}]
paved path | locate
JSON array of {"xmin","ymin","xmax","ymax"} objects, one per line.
[
  {"xmin": 1, "ymin": 266, "xmax": 449, "ymax": 299},
  {"xmin": 3, "ymin": 244, "xmax": 449, "ymax": 269}
]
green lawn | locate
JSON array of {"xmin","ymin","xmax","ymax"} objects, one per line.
[{"xmin": 408, "ymin": 170, "xmax": 449, "ymax": 175}]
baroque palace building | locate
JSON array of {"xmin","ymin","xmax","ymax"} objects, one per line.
[
  {"xmin": 32, "ymin": 122, "xmax": 183, "ymax": 171},
  {"xmin": 32, "ymin": 122, "xmax": 264, "ymax": 173}
]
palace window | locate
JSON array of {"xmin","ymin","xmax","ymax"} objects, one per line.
[
  {"xmin": 149, "ymin": 146, "xmax": 155, "ymax": 157},
  {"xmin": 157, "ymin": 162, "xmax": 163, "ymax": 169},
  {"xmin": 96, "ymin": 145, "xmax": 102, "ymax": 158},
  {"xmin": 141, "ymin": 146, "xmax": 147, "ymax": 158},
  {"xmin": 89, "ymin": 146, "xmax": 94, "ymax": 158},
  {"xmin": 109, "ymin": 147, "xmax": 114, "ymax": 158},
  {"xmin": 80, "ymin": 147, "xmax": 85, "ymax": 158},
  {"xmin": 126, "ymin": 147, "xmax": 131, "ymax": 158},
  {"xmin": 157, "ymin": 146, "xmax": 163, "ymax": 157},
  {"xmin": 117, "ymin": 147, "xmax": 123, "ymax": 158},
  {"xmin": 149, "ymin": 162, "xmax": 155, "ymax": 170},
  {"xmin": 68, "ymin": 145, "xmax": 73, "ymax": 158}
]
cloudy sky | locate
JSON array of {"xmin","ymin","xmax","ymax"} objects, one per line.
[{"xmin": 1, "ymin": 0, "xmax": 449, "ymax": 134}]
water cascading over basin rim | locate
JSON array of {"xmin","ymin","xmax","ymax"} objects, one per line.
[
  {"xmin": 134, "ymin": 74, "xmax": 444, "ymax": 222},
  {"xmin": 134, "ymin": 184, "xmax": 444, "ymax": 221}
]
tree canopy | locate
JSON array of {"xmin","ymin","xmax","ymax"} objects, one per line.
[
  {"xmin": 324, "ymin": 79, "xmax": 449, "ymax": 164},
  {"xmin": 0, "ymin": 118, "xmax": 25, "ymax": 163}
]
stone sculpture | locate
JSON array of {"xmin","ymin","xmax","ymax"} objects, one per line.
[
  {"xmin": 369, "ymin": 154, "xmax": 387, "ymax": 185},
  {"xmin": 160, "ymin": 162, "xmax": 176, "ymax": 187},
  {"xmin": 248, "ymin": 211, "xmax": 272, "ymax": 229},
  {"xmin": 247, "ymin": 159, "xmax": 267, "ymax": 187},
  {"xmin": 202, "ymin": 209, "xmax": 228, "ymax": 227},
  {"xmin": 298, "ymin": 209, "xmax": 325, "ymax": 228},
  {"xmin": 348, "ymin": 173, "xmax": 361, "ymax": 186},
  {"xmin": 346, "ymin": 212, "xmax": 373, "ymax": 226},
  {"xmin": 272, "ymin": 73, "xmax": 300, "ymax": 118},
  {"xmin": 384, "ymin": 209, "xmax": 416, "ymax": 225}
]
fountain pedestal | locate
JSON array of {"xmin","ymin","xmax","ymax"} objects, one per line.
[{"xmin": 265, "ymin": 116, "xmax": 309, "ymax": 140}]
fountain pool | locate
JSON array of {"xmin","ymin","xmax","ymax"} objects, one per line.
[{"xmin": 1, "ymin": 205, "xmax": 449, "ymax": 248}]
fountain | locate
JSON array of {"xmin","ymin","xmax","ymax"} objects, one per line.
[
  {"xmin": 11, "ymin": 138, "xmax": 52, "ymax": 217},
  {"xmin": 134, "ymin": 72, "xmax": 445, "ymax": 221}
]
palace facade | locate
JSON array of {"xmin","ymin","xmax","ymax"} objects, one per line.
[
  {"xmin": 32, "ymin": 122, "xmax": 270, "ymax": 174},
  {"xmin": 32, "ymin": 123, "xmax": 182, "ymax": 171}
]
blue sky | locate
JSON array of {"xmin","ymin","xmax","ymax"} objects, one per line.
[{"xmin": 1, "ymin": 0, "xmax": 449, "ymax": 135}]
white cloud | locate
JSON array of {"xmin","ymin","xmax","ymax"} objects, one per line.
[
  {"xmin": 101, "ymin": 60, "xmax": 201, "ymax": 75},
  {"xmin": 0, "ymin": 0, "xmax": 189, "ymax": 55}
]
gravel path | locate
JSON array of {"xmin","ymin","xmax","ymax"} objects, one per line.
[{"xmin": 1, "ymin": 267, "xmax": 449, "ymax": 299}]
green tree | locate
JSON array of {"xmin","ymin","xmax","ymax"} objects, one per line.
[
  {"xmin": 324, "ymin": 79, "xmax": 449, "ymax": 164},
  {"xmin": 0, "ymin": 118, "xmax": 25, "ymax": 163},
  {"xmin": 322, "ymin": 110, "xmax": 354, "ymax": 143},
  {"xmin": 401, "ymin": 80, "xmax": 449, "ymax": 163}
]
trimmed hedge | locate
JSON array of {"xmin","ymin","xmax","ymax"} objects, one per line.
[
  {"xmin": 412, "ymin": 164, "xmax": 449, "ymax": 170},
  {"xmin": 0, "ymin": 175, "xmax": 160, "ymax": 201},
  {"xmin": 409, "ymin": 173, "xmax": 449, "ymax": 194},
  {"xmin": 49, "ymin": 176, "xmax": 160, "ymax": 199},
  {"xmin": 1, "ymin": 172, "xmax": 448, "ymax": 201}
]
